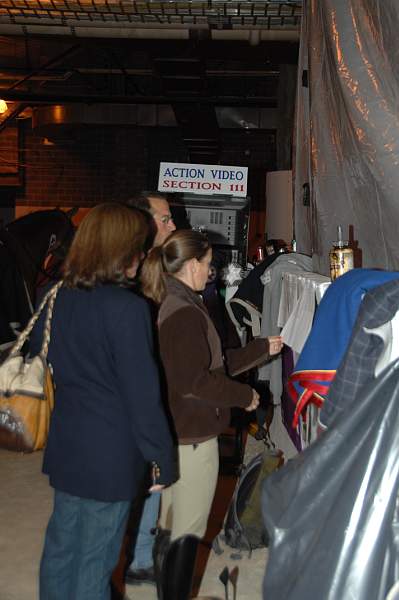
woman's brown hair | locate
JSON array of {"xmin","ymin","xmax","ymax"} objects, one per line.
[
  {"xmin": 141, "ymin": 229, "xmax": 210, "ymax": 304},
  {"xmin": 63, "ymin": 202, "xmax": 148, "ymax": 289}
]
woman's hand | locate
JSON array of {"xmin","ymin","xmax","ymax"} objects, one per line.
[
  {"xmin": 245, "ymin": 389, "xmax": 260, "ymax": 412},
  {"xmin": 149, "ymin": 484, "xmax": 164, "ymax": 493},
  {"xmin": 148, "ymin": 462, "xmax": 164, "ymax": 493},
  {"xmin": 268, "ymin": 335, "xmax": 283, "ymax": 356}
]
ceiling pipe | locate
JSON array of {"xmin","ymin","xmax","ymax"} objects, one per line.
[
  {"xmin": 0, "ymin": 91, "xmax": 277, "ymax": 107},
  {"xmin": 0, "ymin": 67, "xmax": 280, "ymax": 79}
]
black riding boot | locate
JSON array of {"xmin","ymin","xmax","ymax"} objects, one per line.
[
  {"xmin": 159, "ymin": 534, "xmax": 200, "ymax": 600},
  {"xmin": 153, "ymin": 527, "xmax": 171, "ymax": 598}
]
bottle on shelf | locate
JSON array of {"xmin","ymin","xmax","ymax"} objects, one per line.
[{"xmin": 329, "ymin": 225, "xmax": 354, "ymax": 281}]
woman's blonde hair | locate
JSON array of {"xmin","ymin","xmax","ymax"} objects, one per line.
[
  {"xmin": 141, "ymin": 229, "xmax": 210, "ymax": 304},
  {"xmin": 63, "ymin": 202, "xmax": 148, "ymax": 288}
]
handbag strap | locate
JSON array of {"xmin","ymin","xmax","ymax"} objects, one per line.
[{"xmin": 10, "ymin": 280, "xmax": 63, "ymax": 358}]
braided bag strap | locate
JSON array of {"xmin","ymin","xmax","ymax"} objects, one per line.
[
  {"xmin": 10, "ymin": 281, "xmax": 63, "ymax": 357},
  {"xmin": 40, "ymin": 281, "xmax": 63, "ymax": 359}
]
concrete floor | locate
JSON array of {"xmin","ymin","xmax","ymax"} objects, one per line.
[{"xmin": 0, "ymin": 406, "xmax": 296, "ymax": 600}]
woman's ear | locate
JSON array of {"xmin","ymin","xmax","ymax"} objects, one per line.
[{"xmin": 188, "ymin": 257, "xmax": 198, "ymax": 274}]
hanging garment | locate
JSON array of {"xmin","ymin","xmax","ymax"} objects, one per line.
[
  {"xmin": 257, "ymin": 253, "xmax": 313, "ymax": 402},
  {"xmin": 319, "ymin": 277, "xmax": 399, "ymax": 429},
  {"xmin": 288, "ymin": 268, "xmax": 399, "ymax": 427},
  {"xmin": 228, "ymin": 253, "xmax": 280, "ymax": 329}
]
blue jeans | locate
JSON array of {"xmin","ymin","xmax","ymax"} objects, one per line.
[
  {"xmin": 40, "ymin": 489, "xmax": 130, "ymax": 600},
  {"xmin": 129, "ymin": 492, "xmax": 160, "ymax": 570}
]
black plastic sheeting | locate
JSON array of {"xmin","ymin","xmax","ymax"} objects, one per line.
[{"xmin": 262, "ymin": 358, "xmax": 399, "ymax": 600}]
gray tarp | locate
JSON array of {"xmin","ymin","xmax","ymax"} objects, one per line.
[
  {"xmin": 262, "ymin": 359, "xmax": 399, "ymax": 600},
  {"xmin": 294, "ymin": 0, "xmax": 399, "ymax": 275}
]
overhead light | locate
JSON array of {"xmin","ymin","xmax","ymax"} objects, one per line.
[{"xmin": 0, "ymin": 99, "xmax": 8, "ymax": 114}]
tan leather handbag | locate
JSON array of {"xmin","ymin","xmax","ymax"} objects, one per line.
[{"xmin": 0, "ymin": 281, "xmax": 62, "ymax": 453}]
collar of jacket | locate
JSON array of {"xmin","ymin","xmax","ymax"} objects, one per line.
[{"xmin": 164, "ymin": 275, "xmax": 206, "ymax": 313}]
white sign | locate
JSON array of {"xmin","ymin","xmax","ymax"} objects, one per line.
[{"xmin": 158, "ymin": 162, "xmax": 248, "ymax": 197}]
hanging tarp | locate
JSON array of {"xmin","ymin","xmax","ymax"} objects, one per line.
[
  {"xmin": 295, "ymin": 0, "xmax": 399, "ymax": 274},
  {"xmin": 262, "ymin": 358, "xmax": 399, "ymax": 600}
]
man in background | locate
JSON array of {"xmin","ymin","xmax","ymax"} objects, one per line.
[
  {"xmin": 129, "ymin": 192, "xmax": 176, "ymax": 247},
  {"xmin": 124, "ymin": 192, "xmax": 176, "ymax": 586}
]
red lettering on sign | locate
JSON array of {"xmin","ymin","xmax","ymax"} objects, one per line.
[{"xmin": 229, "ymin": 184, "xmax": 244, "ymax": 192}]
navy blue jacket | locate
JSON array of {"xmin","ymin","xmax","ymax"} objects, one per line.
[{"xmin": 31, "ymin": 284, "xmax": 176, "ymax": 502}]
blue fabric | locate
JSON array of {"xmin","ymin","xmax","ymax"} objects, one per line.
[
  {"xmin": 130, "ymin": 492, "xmax": 161, "ymax": 569},
  {"xmin": 30, "ymin": 284, "xmax": 176, "ymax": 502},
  {"xmin": 291, "ymin": 269, "xmax": 399, "ymax": 401},
  {"xmin": 320, "ymin": 279, "xmax": 399, "ymax": 429},
  {"xmin": 39, "ymin": 489, "xmax": 130, "ymax": 600}
]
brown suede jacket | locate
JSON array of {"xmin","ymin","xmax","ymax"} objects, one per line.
[{"xmin": 158, "ymin": 276, "xmax": 271, "ymax": 444}]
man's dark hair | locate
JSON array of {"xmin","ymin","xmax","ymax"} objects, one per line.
[
  {"xmin": 126, "ymin": 192, "xmax": 167, "ymax": 214},
  {"xmin": 125, "ymin": 194, "xmax": 165, "ymax": 250}
]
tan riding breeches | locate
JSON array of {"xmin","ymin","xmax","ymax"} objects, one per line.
[{"xmin": 159, "ymin": 437, "xmax": 219, "ymax": 541}]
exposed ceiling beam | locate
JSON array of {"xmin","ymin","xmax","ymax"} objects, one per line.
[
  {"xmin": 7, "ymin": 44, "xmax": 81, "ymax": 91},
  {"xmin": 0, "ymin": 67, "xmax": 280, "ymax": 78}
]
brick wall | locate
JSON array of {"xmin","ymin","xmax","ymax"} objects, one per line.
[
  {"xmin": 0, "ymin": 124, "xmax": 21, "ymax": 187},
  {"xmin": 10, "ymin": 120, "xmax": 277, "ymax": 254},
  {"xmin": 14, "ymin": 122, "xmax": 275, "ymax": 208},
  {"xmin": 16, "ymin": 123, "xmax": 150, "ymax": 207},
  {"xmin": 13, "ymin": 122, "xmax": 191, "ymax": 208}
]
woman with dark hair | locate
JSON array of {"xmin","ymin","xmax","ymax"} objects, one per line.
[
  {"xmin": 32, "ymin": 203, "xmax": 176, "ymax": 600},
  {"xmin": 141, "ymin": 229, "xmax": 283, "ymax": 542}
]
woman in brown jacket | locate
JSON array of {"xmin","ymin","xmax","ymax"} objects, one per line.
[{"xmin": 141, "ymin": 229, "xmax": 283, "ymax": 542}]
